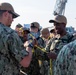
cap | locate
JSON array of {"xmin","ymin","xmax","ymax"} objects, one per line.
[
  {"xmin": 41, "ymin": 28, "xmax": 50, "ymax": 36},
  {"xmin": 16, "ymin": 23, "xmax": 23, "ymax": 28},
  {"xmin": 49, "ymin": 15, "xmax": 67, "ymax": 24},
  {"xmin": 0, "ymin": 2, "xmax": 19, "ymax": 18},
  {"xmin": 22, "ymin": 27, "xmax": 30, "ymax": 33},
  {"xmin": 30, "ymin": 22, "xmax": 40, "ymax": 29}
]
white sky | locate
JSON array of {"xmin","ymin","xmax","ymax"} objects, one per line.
[{"xmin": 0, "ymin": 0, "xmax": 76, "ymax": 30}]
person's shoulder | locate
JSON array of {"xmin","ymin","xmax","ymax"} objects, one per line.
[
  {"xmin": 60, "ymin": 40, "xmax": 76, "ymax": 56},
  {"xmin": 63, "ymin": 32, "xmax": 74, "ymax": 42},
  {"xmin": 0, "ymin": 24, "xmax": 16, "ymax": 36},
  {"xmin": 3, "ymin": 26, "xmax": 20, "ymax": 39},
  {"xmin": 66, "ymin": 32, "xmax": 73, "ymax": 38},
  {"xmin": 6, "ymin": 27, "xmax": 15, "ymax": 34},
  {"xmin": 67, "ymin": 40, "xmax": 76, "ymax": 47},
  {"xmin": 0, "ymin": 24, "xmax": 15, "ymax": 33}
]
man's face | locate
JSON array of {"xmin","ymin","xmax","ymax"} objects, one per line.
[
  {"xmin": 30, "ymin": 27, "xmax": 38, "ymax": 33},
  {"xmin": 42, "ymin": 32, "xmax": 50, "ymax": 39},
  {"xmin": 15, "ymin": 27, "xmax": 23, "ymax": 36},
  {"xmin": 3, "ymin": 11, "xmax": 14, "ymax": 27},
  {"xmin": 54, "ymin": 22, "xmax": 66, "ymax": 34},
  {"xmin": 6, "ymin": 11, "xmax": 13, "ymax": 27},
  {"xmin": 23, "ymin": 31, "xmax": 29, "ymax": 41}
]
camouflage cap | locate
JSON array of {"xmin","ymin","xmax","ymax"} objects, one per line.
[{"xmin": 0, "ymin": 2, "xmax": 19, "ymax": 18}]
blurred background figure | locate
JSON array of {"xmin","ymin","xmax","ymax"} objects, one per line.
[
  {"xmin": 21, "ymin": 22, "xmax": 43, "ymax": 75},
  {"xmin": 66, "ymin": 26, "xmax": 75, "ymax": 35},
  {"xmin": 40, "ymin": 28, "xmax": 51, "ymax": 75},
  {"xmin": 15, "ymin": 23, "xmax": 25, "ymax": 42},
  {"xmin": 22, "ymin": 22, "xmax": 51, "ymax": 75},
  {"xmin": 22, "ymin": 27, "xmax": 30, "ymax": 43},
  {"xmin": 49, "ymin": 26, "xmax": 56, "ymax": 38},
  {"xmin": 28, "ymin": 22, "xmax": 41, "ymax": 40},
  {"xmin": 41, "ymin": 28, "xmax": 50, "ymax": 45},
  {"xmin": 15, "ymin": 23, "xmax": 23, "ymax": 37}
]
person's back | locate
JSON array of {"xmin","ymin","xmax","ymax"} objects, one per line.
[
  {"xmin": 54, "ymin": 39, "xmax": 76, "ymax": 75},
  {"xmin": 15, "ymin": 23, "xmax": 23, "ymax": 37}
]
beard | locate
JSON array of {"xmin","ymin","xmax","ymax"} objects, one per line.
[{"xmin": 8, "ymin": 24, "xmax": 11, "ymax": 27}]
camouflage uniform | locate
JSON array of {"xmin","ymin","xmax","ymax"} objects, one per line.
[
  {"xmin": 40, "ymin": 37, "xmax": 51, "ymax": 75},
  {"xmin": 21, "ymin": 33, "xmax": 48, "ymax": 75},
  {"xmin": 0, "ymin": 23, "xmax": 28, "ymax": 75},
  {"xmin": 54, "ymin": 40, "xmax": 76, "ymax": 75},
  {"xmin": 46, "ymin": 33, "xmax": 74, "ymax": 75}
]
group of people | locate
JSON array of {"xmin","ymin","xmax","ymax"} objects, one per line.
[{"xmin": 0, "ymin": 2, "xmax": 76, "ymax": 75}]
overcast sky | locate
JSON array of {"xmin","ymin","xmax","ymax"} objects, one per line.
[{"xmin": 0, "ymin": 0, "xmax": 76, "ymax": 30}]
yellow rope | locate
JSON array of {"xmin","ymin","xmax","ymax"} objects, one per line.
[
  {"xmin": 29, "ymin": 34, "xmax": 53, "ymax": 75},
  {"xmin": 35, "ymin": 45, "xmax": 48, "ymax": 53}
]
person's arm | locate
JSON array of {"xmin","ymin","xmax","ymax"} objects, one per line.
[
  {"xmin": 7, "ymin": 31, "xmax": 33, "ymax": 68},
  {"xmin": 20, "ymin": 47, "xmax": 32, "ymax": 67}
]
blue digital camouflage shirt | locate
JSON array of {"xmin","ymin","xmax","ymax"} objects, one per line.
[
  {"xmin": 54, "ymin": 40, "xmax": 76, "ymax": 75},
  {"xmin": 0, "ymin": 23, "xmax": 28, "ymax": 75}
]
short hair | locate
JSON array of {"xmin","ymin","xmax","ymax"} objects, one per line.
[{"xmin": 50, "ymin": 29, "xmax": 55, "ymax": 33}]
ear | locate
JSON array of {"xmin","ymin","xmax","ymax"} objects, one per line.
[
  {"xmin": 62, "ymin": 23, "xmax": 66, "ymax": 27},
  {"xmin": 64, "ymin": 23, "xmax": 66, "ymax": 27}
]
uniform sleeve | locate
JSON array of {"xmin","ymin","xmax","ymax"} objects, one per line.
[
  {"xmin": 33, "ymin": 38, "xmax": 49, "ymax": 60},
  {"xmin": 45, "ymin": 39, "xmax": 52, "ymax": 52},
  {"xmin": 54, "ymin": 45, "xmax": 67, "ymax": 75},
  {"xmin": 7, "ymin": 32, "xmax": 29, "ymax": 63}
]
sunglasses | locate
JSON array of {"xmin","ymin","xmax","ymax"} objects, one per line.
[{"xmin": 0, "ymin": 10, "xmax": 15, "ymax": 18}]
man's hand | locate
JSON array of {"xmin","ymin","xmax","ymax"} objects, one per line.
[
  {"xmin": 20, "ymin": 47, "xmax": 32, "ymax": 67},
  {"xmin": 33, "ymin": 38, "xmax": 38, "ymax": 46},
  {"xmin": 47, "ymin": 51, "xmax": 57, "ymax": 59},
  {"xmin": 24, "ymin": 41, "xmax": 30, "ymax": 47}
]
